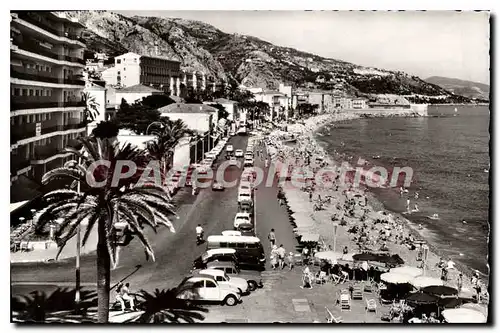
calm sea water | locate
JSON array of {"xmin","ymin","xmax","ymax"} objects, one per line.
[{"xmin": 316, "ymin": 105, "xmax": 490, "ymax": 273}]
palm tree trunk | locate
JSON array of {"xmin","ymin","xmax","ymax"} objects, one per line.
[{"xmin": 96, "ymin": 218, "xmax": 111, "ymax": 323}]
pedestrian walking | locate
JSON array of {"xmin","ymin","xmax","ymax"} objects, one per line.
[
  {"xmin": 457, "ymin": 273, "xmax": 463, "ymax": 292},
  {"xmin": 309, "ymin": 191, "xmax": 313, "ymax": 202},
  {"xmin": 287, "ymin": 252, "xmax": 295, "ymax": 271},
  {"xmin": 406, "ymin": 198, "xmax": 411, "ymax": 212},
  {"xmin": 268, "ymin": 229, "xmax": 276, "ymax": 247},
  {"xmin": 277, "ymin": 244, "xmax": 286, "ymax": 270}
]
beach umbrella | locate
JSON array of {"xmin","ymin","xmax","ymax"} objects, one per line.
[
  {"xmin": 314, "ymin": 251, "xmax": 343, "ymax": 263},
  {"xmin": 390, "ymin": 266, "xmax": 423, "ymax": 278},
  {"xmin": 460, "ymin": 303, "xmax": 488, "ymax": 317},
  {"xmin": 406, "ymin": 292, "xmax": 439, "ymax": 305},
  {"xmin": 340, "ymin": 253, "xmax": 354, "ymax": 262},
  {"xmin": 353, "ymin": 253, "xmax": 378, "ymax": 262},
  {"xmin": 380, "ymin": 272, "xmax": 413, "ymax": 284},
  {"xmin": 422, "ymin": 285, "xmax": 458, "ymax": 297},
  {"xmin": 410, "ymin": 276, "xmax": 443, "ymax": 289},
  {"xmin": 441, "ymin": 308, "xmax": 487, "ymax": 323}
]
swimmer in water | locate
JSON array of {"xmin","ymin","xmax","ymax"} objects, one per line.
[
  {"xmin": 414, "ymin": 204, "xmax": 419, "ymax": 212},
  {"xmin": 462, "ymin": 220, "xmax": 467, "ymax": 224},
  {"xmin": 418, "ymin": 224, "xmax": 423, "ymax": 229},
  {"xmin": 415, "ymin": 192, "xmax": 419, "ymax": 199}
]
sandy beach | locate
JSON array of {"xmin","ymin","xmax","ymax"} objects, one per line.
[{"xmin": 265, "ymin": 111, "xmax": 489, "ymax": 312}]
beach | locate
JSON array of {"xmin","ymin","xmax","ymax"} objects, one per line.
[{"xmin": 265, "ymin": 111, "xmax": 489, "ymax": 312}]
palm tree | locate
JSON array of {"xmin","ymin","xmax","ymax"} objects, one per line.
[
  {"xmin": 125, "ymin": 288, "xmax": 208, "ymax": 323},
  {"xmin": 147, "ymin": 119, "xmax": 194, "ymax": 179},
  {"xmin": 35, "ymin": 137, "xmax": 177, "ymax": 323},
  {"xmin": 81, "ymin": 92, "xmax": 100, "ymax": 125},
  {"xmin": 11, "ymin": 288, "xmax": 97, "ymax": 323}
]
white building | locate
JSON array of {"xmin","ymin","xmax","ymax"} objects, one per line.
[
  {"xmin": 115, "ymin": 84, "xmax": 163, "ymax": 105},
  {"xmin": 83, "ymin": 81, "xmax": 107, "ymax": 135},
  {"xmin": 352, "ymin": 98, "xmax": 368, "ymax": 109},
  {"xmin": 204, "ymin": 98, "xmax": 238, "ymax": 122},
  {"xmin": 158, "ymin": 103, "xmax": 218, "ymax": 133}
]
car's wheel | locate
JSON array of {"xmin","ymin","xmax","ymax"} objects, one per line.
[
  {"xmin": 224, "ymin": 294, "xmax": 238, "ymax": 306},
  {"xmin": 248, "ymin": 281, "xmax": 257, "ymax": 291}
]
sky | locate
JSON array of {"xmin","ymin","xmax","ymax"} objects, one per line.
[{"xmin": 117, "ymin": 10, "xmax": 490, "ymax": 84}]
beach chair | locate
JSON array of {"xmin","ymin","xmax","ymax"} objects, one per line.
[
  {"xmin": 330, "ymin": 274, "xmax": 341, "ymax": 284},
  {"xmin": 366, "ymin": 299, "xmax": 377, "ymax": 313},
  {"xmin": 352, "ymin": 285, "xmax": 363, "ymax": 300},
  {"xmin": 325, "ymin": 307, "xmax": 343, "ymax": 323},
  {"xmin": 340, "ymin": 294, "xmax": 351, "ymax": 311},
  {"xmin": 315, "ymin": 271, "xmax": 327, "ymax": 284},
  {"xmin": 339, "ymin": 271, "xmax": 349, "ymax": 284}
]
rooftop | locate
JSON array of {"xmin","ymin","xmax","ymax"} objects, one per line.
[
  {"xmin": 159, "ymin": 103, "xmax": 218, "ymax": 114},
  {"xmin": 117, "ymin": 84, "xmax": 163, "ymax": 94},
  {"xmin": 212, "ymin": 98, "xmax": 238, "ymax": 104}
]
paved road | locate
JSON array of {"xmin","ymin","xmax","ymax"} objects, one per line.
[
  {"xmin": 11, "ymin": 135, "xmax": 250, "ymax": 295},
  {"xmin": 11, "ymin": 134, "xmax": 301, "ymax": 301}
]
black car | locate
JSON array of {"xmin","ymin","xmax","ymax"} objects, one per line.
[{"xmin": 192, "ymin": 249, "xmax": 240, "ymax": 270}]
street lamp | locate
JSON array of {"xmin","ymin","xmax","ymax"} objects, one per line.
[
  {"xmin": 146, "ymin": 121, "xmax": 165, "ymax": 136},
  {"xmin": 332, "ymin": 221, "xmax": 339, "ymax": 252}
]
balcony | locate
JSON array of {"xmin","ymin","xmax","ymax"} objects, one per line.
[
  {"xmin": 11, "ymin": 121, "xmax": 86, "ymax": 144},
  {"xmin": 15, "ymin": 12, "xmax": 83, "ymax": 43},
  {"xmin": 32, "ymin": 146, "xmax": 68, "ymax": 161},
  {"xmin": 11, "ymin": 67, "xmax": 85, "ymax": 86},
  {"xmin": 12, "ymin": 39, "xmax": 85, "ymax": 65},
  {"xmin": 10, "ymin": 155, "xmax": 31, "ymax": 174},
  {"xmin": 11, "ymin": 99, "xmax": 85, "ymax": 111}
]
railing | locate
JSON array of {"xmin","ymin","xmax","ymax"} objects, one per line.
[
  {"xmin": 32, "ymin": 147, "xmax": 68, "ymax": 161},
  {"xmin": 11, "ymin": 100, "xmax": 85, "ymax": 111},
  {"xmin": 11, "ymin": 68, "xmax": 85, "ymax": 85},
  {"xmin": 12, "ymin": 39, "xmax": 85, "ymax": 65}
]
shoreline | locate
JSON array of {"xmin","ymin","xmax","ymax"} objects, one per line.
[{"xmin": 266, "ymin": 111, "xmax": 489, "ymax": 307}]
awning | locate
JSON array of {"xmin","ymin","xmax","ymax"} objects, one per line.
[
  {"xmin": 10, "ymin": 200, "xmax": 29, "ymax": 213},
  {"xmin": 300, "ymin": 233, "xmax": 320, "ymax": 243}
]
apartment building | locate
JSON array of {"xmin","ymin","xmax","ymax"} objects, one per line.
[
  {"xmin": 10, "ymin": 11, "xmax": 87, "ymax": 193},
  {"xmin": 109, "ymin": 52, "xmax": 181, "ymax": 94}
]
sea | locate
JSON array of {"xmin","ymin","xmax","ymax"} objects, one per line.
[{"xmin": 316, "ymin": 105, "xmax": 490, "ymax": 275}]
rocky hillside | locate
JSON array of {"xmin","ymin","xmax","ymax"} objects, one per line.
[
  {"xmin": 425, "ymin": 76, "xmax": 490, "ymax": 101},
  {"xmin": 62, "ymin": 11, "xmax": 471, "ymax": 102}
]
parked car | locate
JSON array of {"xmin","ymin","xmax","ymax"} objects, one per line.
[
  {"xmin": 212, "ymin": 180, "xmax": 225, "ymax": 191},
  {"xmin": 193, "ymin": 248, "xmax": 240, "ymax": 270},
  {"xmin": 237, "ymin": 191, "xmax": 252, "ymax": 204},
  {"xmin": 206, "ymin": 235, "xmax": 266, "ymax": 270},
  {"xmin": 244, "ymin": 157, "xmax": 254, "ymax": 167},
  {"xmin": 197, "ymin": 269, "xmax": 249, "ymax": 295},
  {"xmin": 235, "ymin": 149, "xmax": 244, "ymax": 157},
  {"xmin": 228, "ymin": 156, "xmax": 239, "ymax": 166},
  {"xmin": 226, "ymin": 145, "xmax": 234, "ymax": 152},
  {"xmin": 206, "ymin": 261, "xmax": 263, "ymax": 291},
  {"xmin": 237, "ymin": 223, "xmax": 255, "ymax": 236},
  {"xmin": 233, "ymin": 212, "xmax": 251, "ymax": 229},
  {"xmin": 175, "ymin": 275, "xmax": 241, "ymax": 306}
]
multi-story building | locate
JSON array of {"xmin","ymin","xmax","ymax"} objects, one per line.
[
  {"xmin": 10, "ymin": 11, "xmax": 87, "ymax": 194},
  {"xmin": 111, "ymin": 52, "xmax": 181, "ymax": 95}
]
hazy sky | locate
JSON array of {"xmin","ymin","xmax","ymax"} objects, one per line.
[{"xmin": 117, "ymin": 10, "xmax": 490, "ymax": 84}]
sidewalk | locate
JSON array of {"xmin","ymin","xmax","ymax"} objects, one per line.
[{"xmin": 10, "ymin": 223, "xmax": 97, "ymax": 263}]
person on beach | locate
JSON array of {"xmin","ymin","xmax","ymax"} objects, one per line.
[
  {"xmin": 268, "ymin": 229, "xmax": 276, "ymax": 247},
  {"xmin": 270, "ymin": 254, "xmax": 277, "ymax": 270},
  {"xmin": 415, "ymin": 192, "xmax": 419, "ymax": 199},
  {"xmin": 309, "ymin": 191, "xmax": 313, "ymax": 202},
  {"xmin": 302, "ymin": 246, "xmax": 310, "ymax": 265},
  {"xmin": 400, "ymin": 187, "xmax": 404, "ymax": 197},
  {"xmin": 301, "ymin": 264, "xmax": 312, "ymax": 289},
  {"xmin": 343, "ymin": 246, "xmax": 348, "ymax": 255},
  {"xmin": 265, "ymin": 159, "xmax": 269, "ymax": 168},
  {"xmin": 457, "ymin": 273, "xmax": 463, "ymax": 292},
  {"xmin": 414, "ymin": 204, "xmax": 419, "ymax": 212},
  {"xmin": 406, "ymin": 198, "xmax": 411, "ymax": 213}
]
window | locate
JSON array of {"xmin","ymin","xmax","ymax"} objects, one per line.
[
  {"xmin": 29, "ymin": 89, "xmax": 34, "ymax": 96},
  {"xmin": 35, "ymin": 90, "xmax": 39, "ymax": 97},
  {"xmin": 22, "ymin": 89, "xmax": 27, "ymax": 96},
  {"xmin": 192, "ymin": 281, "xmax": 204, "ymax": 289},
  {"xmin": 116, "ymin": 59, "xmax": 121, "ymax": 64},
  {"xmin": 13, "ymin": 88, "xmax": 20, "ymax": 96},
  {"xmin": 216, "ymin": 276, "xmax": 224, "ymax": 282},
  {"xmin": 48, "ymin": 90, "xmax": 52, "ymax": 97},
  {"xmin": 205, "ymin": 280, "xmax": 216, "ymax": 288}
]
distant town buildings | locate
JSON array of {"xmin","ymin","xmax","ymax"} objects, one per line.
[
  {"xmin": 158, "ymin": 103, "xmax": 218, "ymax": 133},
  {"xmin": 10, "ymin": 11, "xmax": 87, "ymax": 199}
]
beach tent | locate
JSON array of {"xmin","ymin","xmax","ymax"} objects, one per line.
[
  {"xmin": 380, "ymin": 272, "xmax": 413, "ymax": 284},
  {"xmin": 441, "ymin": 308, "xmax": 487, "ymax": 323},
  {"xmin": 390, "ymin": 266, "xmax": 423, "ymax": 278},
  {"xmin": 410, "ymin": 276, "xmax": 443, "ymax": 289}
]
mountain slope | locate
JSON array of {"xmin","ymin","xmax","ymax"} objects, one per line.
[
  {"xmin": 62, "ymin": 10, "xmax": 472, "ymax": 102},
  {"xmin": 425, "ymin": 76, "xmax": 489, "ymax": 100}
]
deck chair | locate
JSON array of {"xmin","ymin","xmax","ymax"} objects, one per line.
[
  {"xmin": 366, "ymin": 299, "xmax": 377, "ymax": 313},
  {"xmin": 352, "ymin": 285, "xmax": 363, "ymax": 300},
  {"xmin": 340, "ymin": 293, "xmax": 351, "ymax": 311},
  {"xmin": 316, "ymin": 271, "xmax": 327, "ymax": 284},
  {"xmin": 330, "ymin": 274, "xmax": 341, "ymax": 284},
  {"xmin": 339, "ymin": 271, "xmax": 349, "ymax": 284},
  {"xmin": 325, "ymin": 307, "xmax": 343, "ymax": 323}
]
